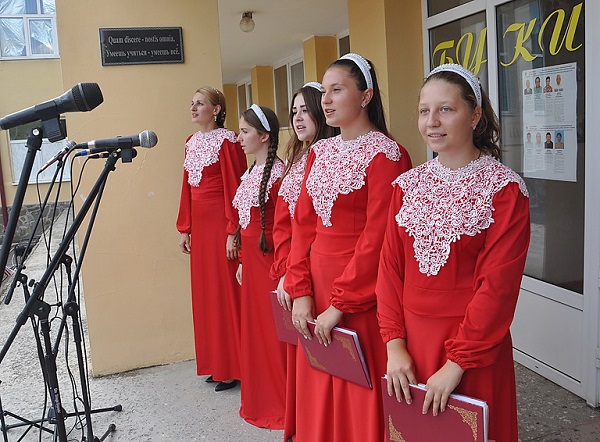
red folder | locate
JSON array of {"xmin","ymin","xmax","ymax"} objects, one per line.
[
  {"xmin": 268, "ymin": 290, "xmax": 298, "ymax": 345},
  {"xmin": 298, "ymin": 321, "xmax": 371, "ymax": 389},
  {"xmin": 381, "ymin": 377, "xmax": 489, "ymax": 441}
]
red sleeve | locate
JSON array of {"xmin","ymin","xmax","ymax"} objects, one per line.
[
  {"xmin": 376, "ymin": 184, "xmax": 407, "ymax": 343},
  {"xmin": 176, "ymin": 136, "xmax": 194, "ymax": 233},
  {"xmin": 330, "ymin": 147, "xmax": 412, "ymax": 314},
  {"xmin": 283, "ymin": 151, "xmax": 318, "ymax": 299},
  {"xmin": 445, "ymin": 182, "xmax": 530, "ymax": 369},
  {"xmin": 270, "ymin": 194, "xmax": 292, "ymax": 280},
  {"xmin": 176, "ymin": 168, "xmax": 192, "ymax": 233},
  {"xmin": 220, "ymin": 138, "xmax": 247, "ymax": 234}
]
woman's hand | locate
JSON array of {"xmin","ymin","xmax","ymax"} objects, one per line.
[
  {"xmin": 276, "ymin": 275, "xmax": 293, "ymax": 311},
  {"xmin": 226, "ymin": 234, "xmax": 238, "ymax": 260},
  {"xmin": 422, "ymin": 360, "xmax": 464, "ymax": 416},
  {"xmin": 292, "ymin": 296, "xmax": 315, "ymax": 339},
  {"xmin": 314, "ymin": 306, "xmax": 343, "ymax": 346},
  {"xmin": 179, "ymin": 233, "xmax": 191, "ymax": 254},
  {"xmin": 386, "ymin": 338, "xmax": 417, "ymax": 403},
  {"xmin": 235, "ymin": 263, "xmax": 242, "ymax": 286}
]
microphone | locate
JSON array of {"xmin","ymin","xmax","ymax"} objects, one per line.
[
  {"xmin": 38, "ymin": 141, "xmax": 77, "ymax": 173},
  {"xmin": 0, "ymin": 83, "xmax": 104, "ymax": 130},
  {"xmin": 73, "ymin": 130, "xmax": 158, "ymax": 157}
]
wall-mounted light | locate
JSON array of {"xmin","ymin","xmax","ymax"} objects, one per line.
[{"xmin": 240, "ymin": 12, "xmax": 255, "ymax": 33}]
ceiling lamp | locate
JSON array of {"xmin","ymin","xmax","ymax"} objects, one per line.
[{"xmin": 240, "ymin": 12, "xmax": 255, "ymax": 33}]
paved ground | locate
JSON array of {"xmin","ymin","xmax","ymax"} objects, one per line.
[{"xmin": 0, "ymin": 213, "xmax": 598, "ymax": 441}]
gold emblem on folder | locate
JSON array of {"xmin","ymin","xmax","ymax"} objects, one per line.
[
  {"xmin": 448, "ymin": 405, "xmax": 478, "ymax": 441},
  {"xmin": 334, "ymin": 334, "xmax": 357, "ymax": 361},
  {"xmin": 388, "ymin": 415, "xmax": 406, "ymax": 442}
]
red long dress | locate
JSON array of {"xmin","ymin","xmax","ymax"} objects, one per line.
[
  {"xmin": 233, "ymin": 159, "xmax": 287, "ymax": 429},
  {"xmin": 269, "ymin": 151, "xmax": 309, "ymax": 441},
  {"xmin": 376, "ymin": 156, "xmax": 530, "ymax": 442},
  {"xmin": 284, "ymin": 132, "xmax": 412, "ymax": 442},
  {"xmin": 176, "ymin": 128, "xmax": 247, "ymax": 382}
]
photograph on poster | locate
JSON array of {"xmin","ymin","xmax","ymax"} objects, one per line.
[{"xmin": 522, "ymin": 62, "xmax": 577, "ymax": 182}]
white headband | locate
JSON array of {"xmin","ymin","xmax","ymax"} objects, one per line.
[
  {"xmin": 303, "ymin": 82, "xmax": 322, "ymax": 91},
  {"xmin": 340, "ymin": 53, "xmax": 373, "ymax": 89},
  {"xmin": 427, "ymin": 63, "xmax": 482, "ymax": 107},
  {"xmin": 250, "ymin": 104, "xmax": 271, "ymax": 131}
]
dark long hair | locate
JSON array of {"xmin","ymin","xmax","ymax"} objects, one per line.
[
  {"xmin": 283, "ymin": 85, "xmax": 338, "ymax": 177},
  {"xmin": 240, "ymin": 105, "xmax": 280, "ymax": 253},
  {"xmin": 329, "ymin": 57, "xmax": 392, "ymax": 139},
  {"xmin": 423, "ymin": 70, "xmax": 502, "ymax": 160}
]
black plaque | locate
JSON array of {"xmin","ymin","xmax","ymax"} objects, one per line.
[{"xmin": 100, "ymin": 27, "xmax": 184, "ymax": 66}]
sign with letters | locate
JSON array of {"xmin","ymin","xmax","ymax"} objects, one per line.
[{"xmin": 100, "ymin": 27, "xmax": 184, "ymax": 66}]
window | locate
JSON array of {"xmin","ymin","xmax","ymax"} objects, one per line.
[
  {"xmin": 237, "ymin": 80, "xmax": 252, "ymax": 117},
  {"xmin": 0, "ymin": 0, "xmax": 59, "ymax": 59},
  {"xmin": 496, "ymin": 0, "xmax": 585, "ymax": 293},
  {"xmin": 428, "ymin": 0, "xmax": 474, "ymax": 16},
  {"xmin": 274, "ymin": 57, "xmax": 304, "ymax": 127},
  {"xmin": 338, "ymin": 34, "xmax": 350, "ymax": 56},
  {"xmin": 8, "ymin": 121, "xmax": 71, "ymax": 184}
]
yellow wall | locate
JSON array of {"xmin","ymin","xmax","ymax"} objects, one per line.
[
  {"xmin": 223, "ymin": 83, "xmax": 239, "ymax": 133},
  {"xmin": 0, "ymin": 59, "xmax": 72, "ymax": 203},
  {"xmin": 347, "ymin": 0, "xmax": 427, "ymax": 166},
  {"xmin": 55, "ymin": 0, "xmax": 222, "ymax": 375},
  {"xmin": 303, "ymin": 36, "xmax": 338, "ymax": 83}
]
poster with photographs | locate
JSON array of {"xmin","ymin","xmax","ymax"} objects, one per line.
[{"xmin": 521, "ymin": 62, "xmax": 577, "ymax": 182}]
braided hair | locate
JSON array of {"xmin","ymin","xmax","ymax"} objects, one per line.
[
  {"xmin": 240, "ymin": 105, "xmax": 280, "ymax": 253},
  {"xmin": 196, "ymin": 86, "xmax": 227, "ymax": 128}
]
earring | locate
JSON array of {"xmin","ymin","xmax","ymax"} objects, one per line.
[
  {"xmin": 214, "ymin": 115, "xmax": 217, "ymax": 122},
  {"xmin": 361, "ymin": 103, "xmax": 366, "ymax": 108}
]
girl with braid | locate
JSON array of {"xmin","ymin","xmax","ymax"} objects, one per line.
[
  {"xmin": 177, "ymin": 86, "xmax": 246, "ymax": 392},
  {"xmin": 269, "ymin": 82, "xmax": 338, "ymax": 442},
  {"xmin": 284, "ymin": 54, "xmax": 412, "ymax": 442},
  {"xmin": 232, "ymin": 104, "xmax": 286, "ymax": 429}
]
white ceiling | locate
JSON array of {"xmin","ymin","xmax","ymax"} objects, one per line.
[{"xmin": 217, "ymin": 0, "xmax": 349, "ymax": 84}]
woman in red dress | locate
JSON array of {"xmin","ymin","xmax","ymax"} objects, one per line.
[
  {"xmin": 376, "ymin": 64, "xmax": 530, "ymax": 442},
  {"xmin": 284, "ymin": 53, "xmax": 412, "ymax": 442},
  {"xmin": 269, "ymin": 82, "xmax": 338, "ymax": 442},
  {"xmin": 176, "ymin": 86, "xmax": 247, "ymax": 392},
  {"xmin": 233, "ymin": 104, "xmax": 287, "ymax": 429}
]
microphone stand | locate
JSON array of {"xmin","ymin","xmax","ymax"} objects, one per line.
[
  {"xmin": 0, "ymin": 127, "xmax": 45, "ymax": 278},
  {"xmin": 0, "ymin": 149, "xmax": 131, "ymax": 441}
]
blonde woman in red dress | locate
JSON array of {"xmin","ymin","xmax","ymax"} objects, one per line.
[
  {"xmin": 269, "ymin": 82, "xmax": 338, "ymax": 442},
  {"xmin": 284, "ymin": 54, "xmax": 412, "ymax": 442},
  {"xmin": 376, "ymin": 64, "xmax": 530, "ymax": 442},
  {"xmin": 233, "ymin": 104, "xmax": 287, "ymax": 429},
  {"xmin": 177, "ymin": 86, "xmax": 247, "ymax": 392}
]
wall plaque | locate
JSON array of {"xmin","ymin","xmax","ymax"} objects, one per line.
[{"xmin": 100, "ymin": 27, "xmax": 184, "ymax": 66}]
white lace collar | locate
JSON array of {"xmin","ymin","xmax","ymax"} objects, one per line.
[
  {"xmin": 395, "ymin": 155, "xmax": 529, "ymax": 276},
  {"xmin": 184, "ymin": 128, "xmax": 238, "ymax": 186},
  {"xmin": 305, "ymin": 131, "xmax": 401, "ymax": 227},
  {"xmin": 232, "ymin": 159, "xmax": 284, "ymax": 229},
  {"xmin": 278, "ymin": 150, "xmax": 309, "ymax": 219}
]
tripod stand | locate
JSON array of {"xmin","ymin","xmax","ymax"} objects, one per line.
[{"xmin": 0, "ymin": 127, "xmax": 131, "ymax": 441}]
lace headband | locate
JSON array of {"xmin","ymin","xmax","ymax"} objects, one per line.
[
  {"xmin": 340, "ymin": 53, "xmax": 373, "ymax": 89},
  {"xmin": 427, "ymin": 63, "xmax": 482, "ymax": 107},
  {"xmin": 303, "ymin": 82, "xmax": 322, "ymax": 91},
  {"xmin": 250, "ymin": 104, "xmax": 271, "ymax": 131}
]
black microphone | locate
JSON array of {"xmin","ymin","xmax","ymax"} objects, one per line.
[
  {"xmin": 73, "ymin": 130, "xmax": 158, "ymax": 157},
  {"xmin": 0, "ymin": 83, "xmax": 104, "ymax": 130},
  {"xmin": 38, "ymin": 140, "xmax": 77, "ymax": 173}
]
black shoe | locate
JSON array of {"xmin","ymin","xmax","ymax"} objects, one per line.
[
  {"xmin": 215, "ymin": 379, "xmax": 239, "ymax": 392},
  {"xmin": 205, "ymin": 375, "xmax": 215, "ymax": 383}
]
